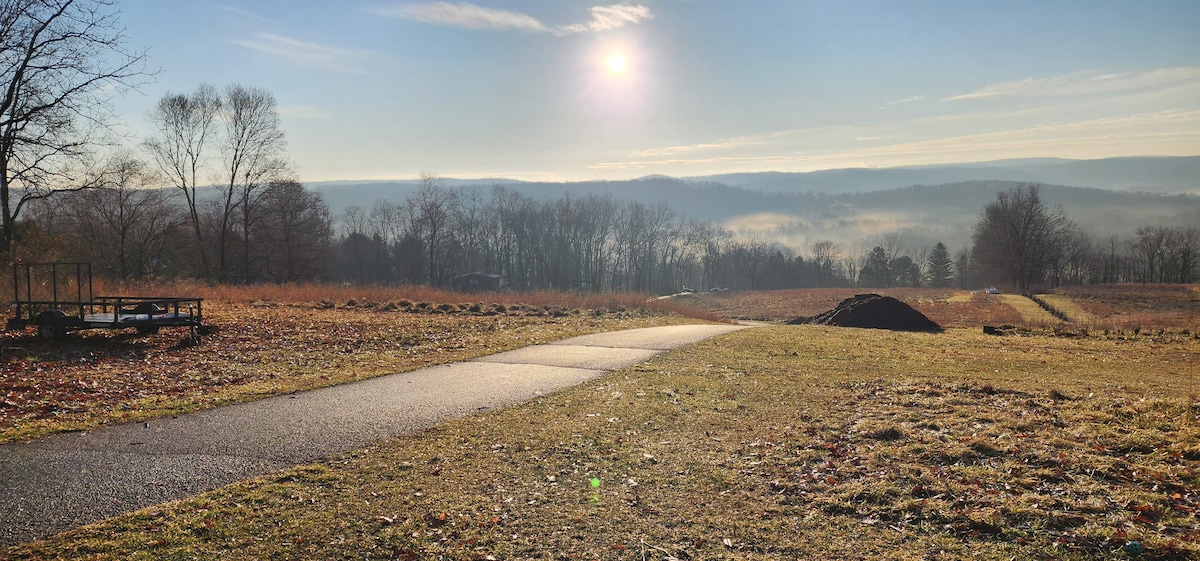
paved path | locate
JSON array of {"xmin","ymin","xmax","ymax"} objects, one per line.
[{"xmin": 0, "ymin": 324, "xmax": 747, "ymax": 547}]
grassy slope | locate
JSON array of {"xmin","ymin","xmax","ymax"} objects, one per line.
[{"xmin": 9, "ymin": 326, "xmax": 1198, "ymax": 560}]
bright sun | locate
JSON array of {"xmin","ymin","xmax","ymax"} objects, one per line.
[{"xmin": 606, "ymin": 54, "xmax": 626, "ymax": 73}]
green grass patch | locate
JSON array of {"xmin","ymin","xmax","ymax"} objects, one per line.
[{"xmin": 8, "ymin": 326, "xmax": 1199, "ymax": 560}]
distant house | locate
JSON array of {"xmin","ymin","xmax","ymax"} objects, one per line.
[{"xmin": 452, "ymin": 272, "xmax": 502, "ymax": 293}]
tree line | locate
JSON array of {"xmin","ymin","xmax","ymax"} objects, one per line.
[
  {"xmin": 15, "ymin": 175, "xmax": 1198, "ymax": 294},
  {"xmin": 329, "ymin": 181, "xmax": 1194, "ymax": 293}
]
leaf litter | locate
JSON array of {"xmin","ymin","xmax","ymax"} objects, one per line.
[
  {"xmin": 0, "ymin": 302, "xmax": 694, "ymax": 443},
  {"xmin": 6, "ymin": 324, "xmax": 1197, "ymax": 560}
]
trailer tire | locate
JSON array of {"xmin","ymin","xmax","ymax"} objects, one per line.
[
  {"xmin": 137, "ymin": 325, "xmax": 160, "ymax": 335},
  {"xmin": 37, "ymin": 310, "xmax": 68, "ymax": 341}
]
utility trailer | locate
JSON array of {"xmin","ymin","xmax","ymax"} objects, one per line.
[{"xmin": 6, "ymin": 262, "xmax": 207, "ymax": 341}]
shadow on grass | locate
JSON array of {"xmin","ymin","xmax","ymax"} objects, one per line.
[{"xmin": 3, "ymin": 328, "xmax": 171, "ymax": 363}]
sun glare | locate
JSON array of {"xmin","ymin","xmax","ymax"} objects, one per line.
[{"xmin": 606, "ymin": 54, "xmax": 626, "ymax": 73}]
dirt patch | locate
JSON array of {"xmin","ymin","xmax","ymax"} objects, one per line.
[{"xmin": 788, "ymin": 293, "xmax": 943, "ymax": 333}]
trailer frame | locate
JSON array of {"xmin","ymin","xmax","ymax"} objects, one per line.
[{"xmin": 6, "ymin": 262, "xmax": 206, "ymax": 341}]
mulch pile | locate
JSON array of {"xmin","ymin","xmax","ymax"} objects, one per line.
[{"xmin": 787, "ymin": 293, "xmax": 943, "ymax": 333}]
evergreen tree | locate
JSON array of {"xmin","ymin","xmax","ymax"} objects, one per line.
[
  {"xmin": 925, "ymin": 242, "xmax": 955, "ymax": 288},
  {"xmin": 890, "ymin": 255, "xmax": 920, "ymax": 287},
  {"xmin": 859, "ymin": 246, "xmax": 891, "ymax": 287},
  {"xmin": 954, "ymin": 247, "xmax": 977, "ymax": 289}
]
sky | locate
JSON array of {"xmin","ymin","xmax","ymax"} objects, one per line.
[{"xmin": 109, "ymin": 0, "xmax": 1200, "ymax": 183}]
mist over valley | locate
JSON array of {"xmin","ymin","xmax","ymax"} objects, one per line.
[{"xmin": 308, "ymin": 156, "xmax": 1200, "ymax": 251}]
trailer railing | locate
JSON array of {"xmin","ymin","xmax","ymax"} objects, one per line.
[{"xmin": 6, "ymin": 262, "xmax": 206, "ymax": 340}]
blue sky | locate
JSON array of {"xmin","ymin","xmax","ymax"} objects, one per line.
[{"xmin": 111, "ymin": 1, "xmax": 1200, "ymax": 182}]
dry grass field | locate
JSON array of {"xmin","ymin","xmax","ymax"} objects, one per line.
[
  {"xmin": 0, "ymin": 285, "xmax": 716, "ymax": 443},
  {"xmin": 1036, "ymin": 293, "xmax": 1094, "ymax": 324},
  {"xmin": 2, "ymin": 283, "xmax": 1198, "ymax": 559},
  {"xmin": 674, "ymin": 288, "xmax": 1028, "ymax": 328},
  {"xmin": 680, "ymin": 284, "xmax": 1200, "ymax": 335},
  {"xmin": 998, "ymin": 294, "xmax": 1062, "ymax": 325},
  {"xmin": 1049, "ymin": 284, "xmax": 1200, "ymax": 332},
  {"xmin": 8, "ymin": 325, "xmax": 1196, "ymax": 560}
]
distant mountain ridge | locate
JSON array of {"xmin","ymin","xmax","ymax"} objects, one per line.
[
  {"xmin": 308, "ymin": 156, "xmax": 1198, "ymax": 213},
  {"xmin": 304, "ymin": 156, "xmax": 1199, "ymax": 249},
  {"xmin": 686, "ymin": 156, "xmax": 1200, "ymax": 194}
]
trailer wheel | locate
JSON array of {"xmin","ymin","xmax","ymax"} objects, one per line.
[
  {"xmin": 137, "ymin": 324, "xmax": 161, "ymax": 335},
  {"xmin": 37, "ymin": 310, "xmax": 68, "ymax": 341}
]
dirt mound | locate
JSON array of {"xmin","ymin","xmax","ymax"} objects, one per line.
[{"xmin": 787, "ymin": 293, "xmax": 942, "ymax": 333}]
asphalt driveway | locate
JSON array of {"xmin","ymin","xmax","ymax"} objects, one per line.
[{"xmin": 0, "ymin": 323, "xmax": 747, "ymax": 547}]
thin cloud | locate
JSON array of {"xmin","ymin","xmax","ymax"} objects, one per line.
[
  {"xmin": 823, "ymin": 111, "xmax": 1200, "ymax": 165},
  {"xmin": 1090, "ymin": 72, "xmax": 1131, "ymax": 81},
  {"xmin": 590, "ymin": 155, "xmax": 800, "ymax": 171},
  {"xmin": 945, "ymin": 67, "xmax": 1200, "ymax": 101},
  {"xmin": 944, "ymin": 77, "xmax": 1044, "ymax": 101},
  {"xmin": 581, "ymin": 4, "xmax": 653, "ymax": 32},
  {"xmin": 229, "ymin": 32, "xmax": 376, "ymax": 73},
  {"xmin": 632, "ymin": 141, "xmax": 755, "ymax": 157},
  {"xmin": 374, "ymin": 2, "xmax": 653, "ymax": 35},
  {"xmin": 374, "ymin": 2, "xmax": 549, "ymax": 32},
  {"xmin": 591, "ymin": 110, "xmax": 1200, "ymax": 172},
  {"xmin": 884, "ymin": 95, "xmax": 926, "ymax": 106},
  {"xmin": 215, "ymin": 4, "xmax": 294, "ymax": 30},
  {"xmin": 624, "ymin": 106, "xmax": 1062, "ymax": 167},
  {"xmin": 279, "ymin": 105, "xmax": 331, "ymax": 119},
  {"xmin": 629, "ymin": 124, "xmax": 867, "ymax": 158}
]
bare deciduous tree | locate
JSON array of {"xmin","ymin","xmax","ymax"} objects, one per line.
[
  {"xmin": 971, "ymin": 184, "xmax": 1075, "ymax": 292},
  {"xmin": 218, "ymin": 84, "xmax": 291, "ymax": 282},
  {"xmin": 145, "ymin": 83, "xmax": 292, "ymax": 281},
  {"xmin": 731, "ymin": 234, "xmax": 772, "ymax": 290},
  {"xmin": 1130, "ymin": 226, "xmax": 1200, "ymax": 284},
  {"xmin": 62, "ymin": 154, "xmax": 178, "ymax": 280},
  {"xmin": 257, "ymin": 179, "xmax": 331, "ymax": 282},
  {"xmin": 1, "ymin": 0, "xmax": 149, "ymax": 258},
  {"xmin": 453, "ymin": 187, "xmax": 488, "ymax": 274},
  {"xmin": 809, "ymin": 240, "xmax": 840, "ymax": 288},
  {"xmin": 144, "ymin": 84, "xmax": 220, "ymax": 273},
  {"xmin": 407, "ymin": 173, "xmax": 455, "ymax": 285}
]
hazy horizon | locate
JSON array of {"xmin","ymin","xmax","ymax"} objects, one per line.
[{"xmin": 297, "ymin": 154, "xmax": 1200, "ymax": 185}]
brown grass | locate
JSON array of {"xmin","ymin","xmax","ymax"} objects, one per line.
[
  {"xmin": 103, "ymin": 280, "xmax": 720, "ymax": 321},
  {"xmin": 1051, "ymin": 284, "xmax": 1200, "ymax": 332},
  {"xmin": 0, "ymin": 285, "xmax": 718, "ymax": 443},
  {"xmin": 3, "ymin": 284, "xmax": 1198, "ymax": 559},
  {"xmin": 1037, "ymin": 293, "xmax": 1094, "ymax": 323},
  {"xmin": 9, "ymin": 326, "xmax": 1197, "ymax": 560},
  {"xmin": 676, "ymin": 288, "xmax": 1029, "ymax": 329},
  {"xmin": 999, "ymin": 294, "xmax": 1062, "ymax": 325},
  {"xmin": 679, "ymin": 285, "xmax": 1200, "ymax": 335}
]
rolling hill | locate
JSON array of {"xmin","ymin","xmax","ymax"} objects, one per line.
[{"xmin": 305, "ymin": 156, "xmax": 1200, "ymax": 249}]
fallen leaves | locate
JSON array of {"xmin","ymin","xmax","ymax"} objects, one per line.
[
  {"xmin": 6, "ymin": 321, "xmax": 1197, "ymax": 560},
  {"xmin": 0, "ymin": 302, "xmax": 691, "ymax": 443}
]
